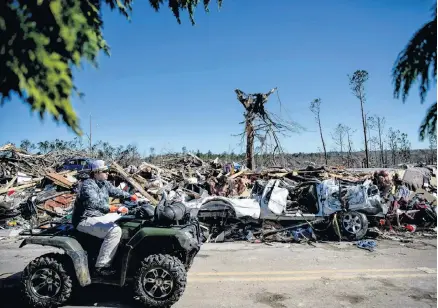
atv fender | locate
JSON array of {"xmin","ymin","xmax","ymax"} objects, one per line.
[
  {"xmin": 128, "ymin": 227, "xmax": 199, "ymax": 253},
  {"xmin": 118, "ymin": 227, "xmax": 200, "ymax": 286},
  {"xmin": 20, "ymin": 236, "xmax": 91, "ymax": 287}
]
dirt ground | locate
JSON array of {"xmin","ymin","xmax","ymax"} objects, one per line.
[{"xmin": 0, "ymin": 237, "xmax": 436, "ymax": 308}]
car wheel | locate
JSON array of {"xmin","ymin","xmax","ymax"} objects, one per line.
[{"xmin": 340, "ymin": 211, "xmax": 369, "ymax": 240}]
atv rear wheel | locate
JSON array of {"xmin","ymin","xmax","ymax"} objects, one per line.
[
  {"xmin": 134, "ymin": 254, "xmax": 187, "ymax": 308},
  {"xmin": 22, "ymin": 253, "xmax": 73, "ymax": 308}
]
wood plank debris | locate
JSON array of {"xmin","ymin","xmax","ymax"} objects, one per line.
[
  {"xmin": 45, "ymin": 172, "xmax": 74, "ymax": 189},
  {"xmin": 111, "ymin": 162, "xmax": 158, "ymax": 205}
]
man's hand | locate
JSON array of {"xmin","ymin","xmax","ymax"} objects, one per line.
[
  {"xmin": 110, "ymin": 205, "xmax": 128, "ymax": 214},
  {"xmin": 118, "ymin": 206, "xmax": 129, "ymax": 215}
]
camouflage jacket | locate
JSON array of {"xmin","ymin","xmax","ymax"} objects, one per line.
[{"xmin": 72, "ymin": 179, "xmax": 131, "ymax": 227}]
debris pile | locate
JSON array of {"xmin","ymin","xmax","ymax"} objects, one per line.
[
  {"xmin": 0, "ymin": 143, "xmax": 436, "ymax": 244},
  {"xmin": 0, "ymin": 144, "xmax": 85, "ymax": 178}
]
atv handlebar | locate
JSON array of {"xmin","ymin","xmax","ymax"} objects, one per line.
[
  {"xmin": 123, "ymin": 199, "xmax": 149, "ymax": 209},
  {"xmin": 124, "ymin": 191, "xmax": 167, "ymax": 208}
]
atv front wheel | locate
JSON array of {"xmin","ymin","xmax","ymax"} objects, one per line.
[
  {"xmin": 134, "ymin": 254, "xmax": 187, "ymax": 307},
  {"xmin": 22, "ymin": 253, "xmax": 73, "ymax": 308}
]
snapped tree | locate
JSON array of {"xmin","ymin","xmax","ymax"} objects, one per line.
[
  {"xmin": 392, "ymin": 4, "xmax": 437, "ymax": 140},
  {"xmin": 349, "ymin": 70, "xmax": 370, "ymax": 168},
  {"xmin": 0, "ymin": 0, "xmax": 222, "ymax": 135},
  {"xmin": 310, "ymin": 98, "xmax": 328, "ymax": 165},
  {"xmin": 234, "ymin": 88, "xmax": 302, "ymax": 169}
]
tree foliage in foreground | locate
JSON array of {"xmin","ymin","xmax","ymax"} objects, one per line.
[
  {"xmin": 392, "ymin": 4, "xmax": 437, "ymax": 140},
  {"xmin": 0, "ymin": 0, "xmax": 222, "ymax": 135}
]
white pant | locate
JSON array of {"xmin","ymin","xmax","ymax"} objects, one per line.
[{"xmin": 77, "ymin": 213, "xmax": 122, "ymax": 268}]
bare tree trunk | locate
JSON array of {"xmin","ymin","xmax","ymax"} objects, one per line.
[
  {"xmin": 346, "ymin": 127, "xmax": 355, "ymax": 168},
  {"xmin": 350, "ymin": 71, "xmax": 370, "ymax": 168},
  {"xmin": 360, "ymin": 92, "xmax": 369, "ymax": 167},
  {"xmin": 310, "ymin": 99, "xmax": 328, "ymax": 165},
  {"xmin": 385, "ymin": 147, "xmax": 388, "ymax": 166},
  {"xmin": 378, "ymin": 123, "xmax": 384, "ymax": 167},
  {"xmin": 318, "ymin": 119, "xmax": 328, "ymax": 165},
  {"xmin": 347, "ymin": 133, "xmax": 352, "ymax": 167},
  {"xmin": 331, "ymin": 124, "xmax": 347, "ymax": 160},
  {"xmin": 246, "ymin": 118, "xmax": 255, "ymax": 170},
  {"xmin": 89, "ymin": 115, "xmax": 93, "ymax": 157},
  {"xmin": 375, "ymin": 146, "xmax": 379, "ymax": 166},
  {"xmin": 379, "ymin": 136, "xmax": 384, "ymax": 166},
  {"xmin": 339, "ymin": 134, "xmax": 343, "ymax": 154}
]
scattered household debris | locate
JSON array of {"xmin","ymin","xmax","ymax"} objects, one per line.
[
  {"xmin": 356, "ymin": 240, "xmax": 377, "ymax": 252},
  {"xmin": 0, "ymin": 143, "xmax": 436, "ymax": 245}
]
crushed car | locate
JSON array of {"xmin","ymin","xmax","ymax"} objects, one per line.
[{"xmin": 186, "ymin": 178, "xmax": 388, "ymax": 241}]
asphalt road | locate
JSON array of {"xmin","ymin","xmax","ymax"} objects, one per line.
[{"xmin": 0, "ymin": 237, "xmax": 436, "ymax": 308}]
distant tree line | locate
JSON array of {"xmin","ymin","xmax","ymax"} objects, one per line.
[{"xmin": 3, "ymin": 134, "xmax": 435, "ymax": 169}]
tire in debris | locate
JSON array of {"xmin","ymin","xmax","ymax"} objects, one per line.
[
  {"xmin": 340, "ymin": 211, "xmax": 369, "ymax": 240},
  {"xmin": 134, "ymin": 254, "xmax": 187, "ymax": 308},
  {"xmin": 22, "ymin": 253, "xmax": 74, "ymax": 308}
]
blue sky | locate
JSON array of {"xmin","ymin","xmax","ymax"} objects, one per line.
[{"xmin": 0, "ymin": 0, "xmax": 436, "ymax": 155}]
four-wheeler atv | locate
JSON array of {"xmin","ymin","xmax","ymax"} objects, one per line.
[{"xmin": 18, "ymin": 195, "xmax": 203, "ymax": 308}]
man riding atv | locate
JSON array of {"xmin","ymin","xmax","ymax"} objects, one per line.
[
  {"xmin": 72, "ymin": 159, "xmax": 137, "ymax": 277},
  {"xmin": 19, "ymin": 160, "xmax": 203, "ymax": 308}
]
